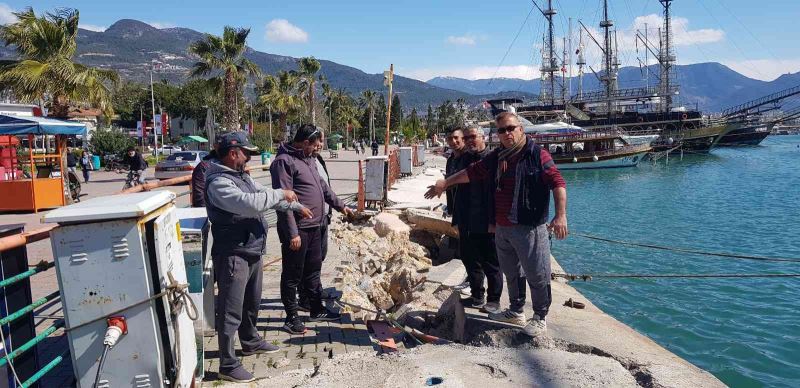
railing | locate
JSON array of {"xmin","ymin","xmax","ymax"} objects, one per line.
[{"xmin": 0, "ymin": 225, "xmax": 68, "ymax": 387}]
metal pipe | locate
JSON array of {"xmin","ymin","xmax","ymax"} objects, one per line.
[
  {"xmin": 0, "ymin": 320, "xmax": 64, "ymax": 367},
  {"xmin": 0, "ymin": 226, "xmax": 56, "ymax": 253},
  {"xmin": 0, "ymin": 291, "xmax": 60, "ymax": 327},
  {"xmin": 20, "ymin": 350, "xmax": 67, "ymax": 388},
  {"xmin": 0, "ymin": 263, "xmax": 53, "ymax": 289}
]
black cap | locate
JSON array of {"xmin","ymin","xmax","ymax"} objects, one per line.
[{"xmin": 217, "ymin": 131, "xmax": 258, "ymax": 152}]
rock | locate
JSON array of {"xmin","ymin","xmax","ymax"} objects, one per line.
[
  {"xmin": 374, "ymin": 212, "xmax": 411, "ymax": 238},
  {"xmin": 405, "ymin": 208, "xmax": 459, "ymax": 238},
  {"xmin": 273, "ymin": 358, "xmax": 291, "ymax": 369},
  {"xmin": 388, "ymin": 268, "xmax": 423, "ymax": 306},
  {"xmin": 366, "ymin": 277, "xmax": 394, "ymax": 310},
  {"xmin": 359, "ymin": 227, "xmax": 379, "ymax": 241}
]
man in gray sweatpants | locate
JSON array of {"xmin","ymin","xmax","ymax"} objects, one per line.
[
  {"xmin": 426, "ymin": 112, "xmax": 568, "ymax": 337},
  {"xmin": 205, "ymin": 132, "xmax": 312, "ymax": 383}
]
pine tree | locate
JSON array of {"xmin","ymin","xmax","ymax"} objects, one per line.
[
  {"xmin": 390, "ymin": 94, "xmax": 403, "ymax": 135},
  {"xmin": 425, "ymin": 104, "xmax": 436, "ymax": 137}
]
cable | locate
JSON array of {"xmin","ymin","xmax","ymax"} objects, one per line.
[
  {"xmin": 553, "ymin": 272, "xmax": 800, "ymax": 281},
  {"xmin": 489, "ymin": 6, "xmax": 536, "ymax": 85},
  {"xmin": 93, "ymin": 345, "xmax": 110, "ymax": 388},
  {"xmin": 572, "ymin": 232, "xmax": 800, "ymax": 262}
]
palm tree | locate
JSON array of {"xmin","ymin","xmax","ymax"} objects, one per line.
[
  {"xmin": 294, "ymin": 57, "xmax": 321, "ymax": 125},
  {"xmin": 359, "ymin": 90, "xmax": 378, "ymax": 142},
  {"xmin": 189, "ymin": 26, "xmax": 260, "ymax": 131},
  {"xmin": 259, "ymin": 71, "xmax": 303, "ymax": 141},
  {"xmin": 0, "ymin": 8, "xmax": 118, "ymax": 118}
]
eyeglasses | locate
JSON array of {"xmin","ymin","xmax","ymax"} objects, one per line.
[
  {"xmin": 497, "ymin": 125, "xmax": 519, "ymax": 134},
  {"xmin": 463, "ymin": 135, "xmax": 478, "ymax": 140}
]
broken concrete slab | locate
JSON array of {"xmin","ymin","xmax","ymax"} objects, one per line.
[
  {"xmin": 404, "ymin": 208, "xmax": 459, "ymax": 238},
  {"xmin": 373, "ymin": 212, "xmax": 411, "ymax": 238}
]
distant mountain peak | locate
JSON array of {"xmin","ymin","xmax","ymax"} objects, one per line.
[{"xmin": 105, "ymin": 19, "xmax": 160, "ymax": 38}]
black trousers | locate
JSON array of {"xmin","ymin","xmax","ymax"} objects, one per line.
[
  {"xmin": 281, "ymin": 227, "xmax": 324, "ymax": 316},
  {"xmin": 458, "ymin": 227, "xmax": 503, "ymax": 303},
  {"xmin": 214, "ymin": 254, "xmax": 263, "ymax": 372},
  {"xmin": 298, "ymin": 223, "xmax": 328, "ymax": 307}
]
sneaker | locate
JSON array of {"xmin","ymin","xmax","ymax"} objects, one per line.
[
  {"xmin": 522, "ymin": 315, "xmax": 547, "ymax": 337},
  {"xmin": 297, "ymin": 302, "xmax": 311, "ymax": 313},
  {"xmin": 219, "ymin": 366, "xmax": 255, "ymax": 383},
  {"xmin": 310, "ymin": 309, "xmax": 342, "ymax": 322},
  {"xmin": 241, "ymin": 340, "xmax": 280, "ymax": 356},
  {"xmin": 283, "ymin": 315, "xmax": 307, "ymax": 335},
  {"xmin": 480, "ymin": 302, "xmax": 501, "ymax": 314},
  {"xmin": 453, "ymin": 279, "xmax": 470, "ymax": 290},
  {"xmin": 488, "ymin": 309, "xmax": 526, "ymax": 326},
  {"xmin": 460, "ymin": 296, "xmax": 486, "ymax": 309}
]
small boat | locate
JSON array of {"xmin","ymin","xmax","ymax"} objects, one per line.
[{"xmin": 530, "ymin": 131, "xmax": 652, "ymax": 170}]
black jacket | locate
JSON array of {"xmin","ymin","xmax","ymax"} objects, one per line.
[
  {"xmin": 452, "ymin": 147, "xmax": 492, "ymax": 233},
  {"xmin": 123, "ymin": 152, "xmax": 147, "ymax": 171},
  {"xmin": 191, "ymin": 151, "xmax": 217, "ymax": 207},
  {"xmin": 66, "ymin": 153, "xmax": 77, "ymax": 168}
]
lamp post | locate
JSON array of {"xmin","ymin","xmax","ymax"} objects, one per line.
[{"xmin": 383, "ymin": 64, "xmax": 394, "ymax": 155}]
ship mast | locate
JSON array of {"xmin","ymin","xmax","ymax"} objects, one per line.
[
  {"xmin": 600, "ymin": 0, "xmax": 618, "ymax": 118},
  {"xmin": 539, "ymin": 0, "xmax": 559, "ymax": 105},
  {"xmin": 658, "ymin": 0, "xmax": 676, "ymax": 112},
  {"xmin": 577, "ymin": 29, "xmax": 585, "ymax": 99}
]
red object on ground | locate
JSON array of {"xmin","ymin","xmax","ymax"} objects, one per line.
[{"xmin": 367, "ymin": 320, "xmax": 400, "ymax": 353}]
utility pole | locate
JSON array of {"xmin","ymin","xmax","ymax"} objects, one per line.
[
  {"xmin": 383, "ymin": 64, "xmax": 394, "ymax": 156},
  {"xmin": 150, "ymin": 66, "xmax": 158, "ymax": 163},
  {"xmin": 268, "ymin": 105, "xmax": 273, "ymax": 151}
]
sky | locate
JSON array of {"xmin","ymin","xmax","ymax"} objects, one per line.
[{"xmin": 3, "ymin": 0, "xmax": 799, "ymax": 82}]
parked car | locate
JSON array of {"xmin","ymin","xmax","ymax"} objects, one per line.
[
  {"xmin": 153, "ymin": 151, "xmax": 208, "ymax": 180},
  {"xmin": 153, "ymin": 145, "xmax": 182, "ymax": 156}
]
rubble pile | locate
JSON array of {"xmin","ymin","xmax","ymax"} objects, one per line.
[{"xmin": 331, "ymin": 211, "xmax": 434, "ymax": 321}]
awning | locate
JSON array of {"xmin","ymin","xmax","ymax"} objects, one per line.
[
  {"xmin": 0, "ymin": 114, "xmax": 87, "ymax": 135},
  {"xmin": 177, "ymin": 135, "xmax": 209, "ymax": 144}
]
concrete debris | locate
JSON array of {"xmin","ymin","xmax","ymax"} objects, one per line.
[
  {"xmin": 404, "ymin": 208, "xmax": 459, "ymax": 238},
  {"xmin": 331, "ymin": 214, "xmax": 434, "ymax": 321}
]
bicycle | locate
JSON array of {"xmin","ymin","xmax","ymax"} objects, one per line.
[
  {"xmin": 67, "ymin": 170, "xmax": 82, "ymax": 202},
  {"xmin": 122, "ymin": 170, "xmax": 143, "ymax": 190}
]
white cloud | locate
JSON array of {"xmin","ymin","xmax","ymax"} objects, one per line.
[
  {"xmin": 147, "ymin": 21, "xmax": 176, "ymax": 29},
  {"xmin": 632, "ymin": 14, "xmax": 724, "ymax": 46},
  {"xmin": 81, "ymin": 24, "xmax": 107, "ymax": 32},
  {"xmin": 0, "ymin": 3, "xmax": 17, "ymax": 25},
  {"xmin": 446, "ymin": 35, "xmax": 476, "ymax": 46},
  {"xmin": 403, "ymin": 65, "xmax": 540, "ymax": 82},
  {"xmin": 722, "ymin": 59, "xmax": 800, "ymax": 81},
  {"xmin": 265, "ymin": 19, "xmax": 308, "ymax": 43}
]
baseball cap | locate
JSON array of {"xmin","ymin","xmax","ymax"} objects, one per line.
[{"xmin": 217, "ymin": 131, "xmax": 258, "ymax": 152}]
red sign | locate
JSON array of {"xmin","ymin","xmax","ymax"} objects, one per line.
[{"xmin": 161, "ymin": 112, "xmax": 169, "ymax": 137}]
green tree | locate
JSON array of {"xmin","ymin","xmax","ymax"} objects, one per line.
[
  {"xmin": 0, "ymin": 8, "xmax": 119, "ymax": 118},
  {"xmin": 295, "ymin": 57, "xmax": 321, "ymax": 125},
  {"xmin": 90, "ymin": 127, "xmax": 135, "ymax": 157},
  {"xmin": 425, "ymin": 104, "xmax": 436, "ymax": 137},
  {"xmin": 402, "ymin": 107, "xmax": 422, "ymax": 143},
  {"xmin": 375, "ymin": 93, "xmax": 387, "ymax": 131},
  {"xmin": 359, "ymin": 90, "xmax": 378, "ymax": 141},
  {"xmin": 259, "ymin": 71, "xmax": 303, "ymax": 142},
  {"xmin": 189, "ymin": 26, "xmax": 260, "ymax": 131},
  {"xmin": 390, "ymin": 94, "xmax": 403, "ymax": 136}
]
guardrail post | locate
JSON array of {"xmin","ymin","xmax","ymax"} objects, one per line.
[
  {"xmin": 357, "ymin": 160, "xmax": 365, "ymax": 212},
  {"xmin": 0, "ymin": 224, "xmax": 39, "ymax": 386}
]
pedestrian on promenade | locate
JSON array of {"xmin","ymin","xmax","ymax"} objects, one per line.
[
  {"xmin": 371, "ymin": 139, "xmax": 379, "ymax": 156},
  {"xmin": 425, "ymin": 112, "xmax": 569, "ymax": 337},
  {"xmin": 122, "ymin": 146, "xmax": 147, "ymax": 185},
  {"xmin": 205, "ymin": 131, "xmax": 311, "ymax": 383},
  {"xmin": 66, "ymin": 147, "xmax": 77, "ymax": 173},
  {"xmin": 452, "ymin": 125, "xmax": 503, "ymax": 314},
  {"xmin": 353, "ymin": 139, "xmax": 360, "ymax": 155},
  {"xmin": 271, "ymin": 124, "xmax": 355, "ymax": 335},
  {"xmin": 79, "ymin": 149, "xmax": 92, "ymax": 183}
]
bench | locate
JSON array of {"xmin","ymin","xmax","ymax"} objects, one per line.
[{"xmin": 329, "ymin": 150, "xmax": 339, "ymax": 159}]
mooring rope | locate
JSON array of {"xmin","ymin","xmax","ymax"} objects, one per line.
[
  {"xmin": 552, "ymin": 273, "xmax": 800, "ymax": 281},
  {"xmin": 572, "ymin": 232, "xmax": 800, "ymax": 263}
]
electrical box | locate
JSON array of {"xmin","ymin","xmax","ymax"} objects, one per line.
[
  {"xmin": 45, "ymin": 191, "xmax": 197, "ymax": 388},
  {"xmin": 365, "ymin": 156, "xmax": 388, "ymax": 201},
  {"xmin": 414, "ymin": 145, "xmax": 426, "ymax": 166},
  {"xmin": 399, "ymin": 147, "xmax": 413, "ymax": 175}
]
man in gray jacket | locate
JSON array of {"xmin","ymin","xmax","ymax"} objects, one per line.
[{"xmin": 205, "ymin": 131, "xmax": 312, "ymax": 383}]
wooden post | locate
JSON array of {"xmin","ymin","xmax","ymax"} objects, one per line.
[
  {"xmin": 27, "ymin": 135, "xmax": 35, "ymax": 212},
  {"xmin": 384, "ymin": 64, "xmax": 394, "ymax": 156},
  {"xmin": 357, "ymin": 160, "xmax": 365, "ymax": 212}
]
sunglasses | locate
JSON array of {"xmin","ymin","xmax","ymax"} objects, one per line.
[{"xmin": 497, "ymin": 125, "xmax": 519, "ymax": 134}]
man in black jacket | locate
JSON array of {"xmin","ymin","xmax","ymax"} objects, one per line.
[
  {"xmin": 122, "ymin": 147, "xmax": 147, "ymax": 185},
  {"xmin": 191, "ymin": 149, "xmax": 218, "ymax": 207},
  {"xmin": 453, "ymin": 126, "xmax": 503, "ymax": 314}
]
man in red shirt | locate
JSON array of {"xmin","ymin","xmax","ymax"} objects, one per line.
[{"xmin": 425, "ymin": 112, "xmax": 568, "ymax": 337}]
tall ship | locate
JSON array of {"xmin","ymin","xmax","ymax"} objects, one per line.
[{"xmin": 488, "ymin": 0, "xmax": 731, "ymax": 153}]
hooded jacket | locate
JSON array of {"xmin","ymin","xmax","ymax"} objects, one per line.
[
  {"xmin": 271, "ymin": 143, "xmax": 346, "ymax": 243},
  {"xmin": 205, "ymin": 160, "xmax": 306, "ymax": 259}
]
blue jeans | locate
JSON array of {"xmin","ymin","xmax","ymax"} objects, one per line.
[{"xmin": 494, "ymin": 224, "xmax": 552, "ymax": 318}]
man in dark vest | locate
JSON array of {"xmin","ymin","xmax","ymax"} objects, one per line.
[
  {"xmin": 205, "ymin": 131, "xmax": 312, "ymax": 383},
  {"xmin": 425, "ymin": 112, "xmax": 568, "ymax": 338}
]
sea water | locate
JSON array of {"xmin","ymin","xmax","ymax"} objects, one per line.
[{"xmin": 552, "ymin": 135, "xmax": 800, "ymax": 387}]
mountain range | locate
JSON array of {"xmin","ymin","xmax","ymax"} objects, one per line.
[{"xmin": 1, "ymin": 19, "xmax": 798, "ymax": 113}]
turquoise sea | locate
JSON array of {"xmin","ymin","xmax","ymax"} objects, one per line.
[{"xmin": 553, "ymin": 135, "xmax": 800, "ymax": 388}]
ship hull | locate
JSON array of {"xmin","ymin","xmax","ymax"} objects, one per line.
[
  {"xmin": 717, "ymin": 126, "xmax": 770, "ymax": 146},
  {"xmin": 554, "ymin": 148, "xmax": 650, "ymax": 170}
]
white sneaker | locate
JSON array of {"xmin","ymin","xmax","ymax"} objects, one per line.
[
  {"xmin": 480, "ymin": 302, "xmax": 501, "ymax": 314},
  {"xmin": 488, "ymin": 309, "xmax": 526, "ymax": 326},
  {"xmin": 522, "ymin": 315, "xmax": 547, "ymax": 337}
]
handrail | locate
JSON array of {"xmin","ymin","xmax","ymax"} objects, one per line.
[{"xmin": 0, "ymin": 225, "xmax": 56, "ymax": 253}]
